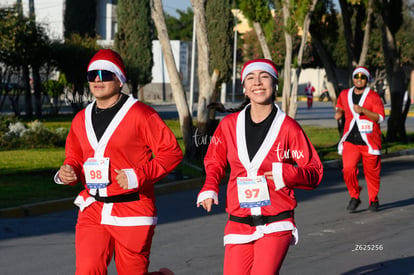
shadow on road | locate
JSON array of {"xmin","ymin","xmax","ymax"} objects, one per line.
[{"xmin": 341, "ymin": 256, "xmax": 414, "ymax": 275}]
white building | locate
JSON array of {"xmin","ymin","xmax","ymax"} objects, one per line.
[
  {"xmin": 143, "ymin": 40, "xmax": 192, "ymax": 102},
  {"xmin": 0, "ymin": 0, "xmax": 65, "ymax": 40},
  {"xmin": 0, "ymin": 0, "xmax": 192, "ymax": 102},
  {"xmin": 0, "ymin": 0, "xmax": 118, "ymax": 43}
]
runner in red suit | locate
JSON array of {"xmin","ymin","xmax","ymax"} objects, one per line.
[
  {"xmin": 197, "ymin": 59, "xmax": 323, "ymax": 275},
  {"xmin": 304, "ymin": 82, "xmax": 315, "ymax": 109},
  {"xmin": 55, "ymin": 49, "xmax": 181, "ymax": 275},
  {"xmin": 335, "ymin": 66, "xmax": 385, "ymax": 213}
]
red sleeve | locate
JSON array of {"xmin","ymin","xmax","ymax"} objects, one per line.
[
  {"xmin": 134, "ymin": 111, "xmax": 183, "ymax": 188},
  {"xmin": 63, "ymin": 113, "xmax": 86, "ymax": 186},
  {"xmin": 336, "ymin": 90, "xmax": 346, "ymax": 110},
  {"xmin": 369, "ymin": 91, "xmax": 385, "ymax": 119},
  {"xmin": 199, "ymin": 120, "xmax": 228, "ymax": 195},
  {"xmin": 281, "ymin": 122, "xmax": 323, "ymax": 190}
]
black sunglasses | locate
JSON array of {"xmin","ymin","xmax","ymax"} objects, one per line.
[
  {"xmin": 87, "ymin": 70, "xmax": 114, "ymax": 82},
  {"xmin": 353, "ymin": 73, "xmax": 367, "ymax": 80}
]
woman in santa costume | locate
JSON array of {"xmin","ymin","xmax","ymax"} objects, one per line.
[
  {"xmin": 335, "ymin": 66, "xmax": 385, "ymax": 213},
  {"xmin": 55, "ymin": 49, "xmax": 182, "ymax": 275},
  {"xmin": 197, "ymin": 59, "xmax": 323, "ymax": 275}
]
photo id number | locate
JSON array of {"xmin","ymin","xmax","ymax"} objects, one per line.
[{"xmin": 352, "ymin": 244, "xmax": 383, "ymax": 252}]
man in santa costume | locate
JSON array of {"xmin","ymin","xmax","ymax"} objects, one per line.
[
  {"xmin": 304, "ymin": 81, "xmax": 315, "ymax": 109},
  {"xmin": 335, "ymin": 66, "xmax": 385, "ymax": 213},
  {"xmin": 197, "ymin": 59, "xmax": 323, "ymax": 275},
  {"xmin": 55, "ymin": 49, "xmax": 182, "ymax": 275}
]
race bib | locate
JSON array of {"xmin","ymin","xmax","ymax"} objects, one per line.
[
  {"xmin": 83, "ymin": 157, "xmax": 110, "ymax": 189},
  {"xmin": 237, "ymin": 176, "xmax": 271, "ymax": 208},
  {"xmin": 359, "ymin": 120, "xmax": 373, "ymax": 134}
]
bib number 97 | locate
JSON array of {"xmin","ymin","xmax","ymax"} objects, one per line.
[{"xmin": 245, "ymin": 188, "xmax": 260, "ymax": 199}]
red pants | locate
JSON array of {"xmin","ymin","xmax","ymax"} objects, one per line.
[
  {"xmin": 75, "ymin": 202, "xmax": 155, "ymax": 275},
  {"xmin": 342, "ymin": 142, "xmax": 381, "ymax": 202},
  {"xmin": 307, "ymin": 97, "xmax": 313, "ymax": 109},
  {"xmin": 223, "ymin": 230, "xmax": 292, "ymax": 275}
]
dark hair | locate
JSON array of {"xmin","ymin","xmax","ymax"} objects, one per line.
[
  {"xmin": 208, "ymin": 98, "xmax": 251, "ymax": 113},
  {"xmin": 208, "ymin": 76, "xmax": 278, "ymax": 113}
]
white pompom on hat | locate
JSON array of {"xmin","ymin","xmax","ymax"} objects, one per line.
[
  {"xmin": 241, "ymin": 59, "xmax": 278, "ymax": 84},
  {"xmin": 352, "ymin": 66, "xmax": 370, "ymax": 80},
  {"xmin": 87, "ymin": 49, "xmax": 127, "ymax": 84}
]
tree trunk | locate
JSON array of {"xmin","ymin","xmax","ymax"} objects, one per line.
[
  {"xmin": 150, "ymin": 0, "xmax": 195, "ymax": 158},
  {"xmin": 380, "ymin": 1, "xmax": 406, "ymax": 142},
  {"xmin": 23, "ymin": 65, "xmax": 32, "ymax": 118},
  {"xmin": 208, "ymin": 69, "xmax": 220, "ymax": 121},
  {"xmin": 358, "ymin": 0, "xmax": 373, "ymax": 66},
  {"xmin": 281, "ymin": 0, "xmax": 292, "ymax": 114},
  {"xmin": 288, "ymin": 0, "xmax": 318, "ymax": 119},
  {"xmin": 32, "ymin": 65, "xmax": 42, "ymax": 117},
  {"xmin": 339, "ymin": 0, "xmax": 356, "ymax": 86},
  {"xmin": 252, "ymin": 21, "xmax": 272, "ymax": 60},
  {"xmin": 191, "ymin": 0, "xmax": 213, "ymax": 137},
  {"xmin": 311, "ymin": 37, "xmax": 342, "ymax": 135}
]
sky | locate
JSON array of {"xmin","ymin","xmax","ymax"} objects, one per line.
[
  {"xmin": 162, "ymin": 0, "xmax": 191, "ymax": 17},
  {"xmin": 162, "ymin": 0, "xmax": 341, "ymax": 17}
]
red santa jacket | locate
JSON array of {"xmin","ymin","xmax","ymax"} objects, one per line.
[
  {"xmin": 62, "ymin": 95, "xmax": 183, "ymax": 226},
  {"xmin": 197, "ymin": 104, "xmax": 323, "ymax": 245},
  {"xmin": 305, "ymin": 84, "xmax": 315, "ymax": 98},
  {"xmin": 336, "ymin": 87, "xmax": 385, "ymax": 155}
]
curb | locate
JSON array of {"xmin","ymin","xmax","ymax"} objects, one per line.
[
  {"xmin": 1, "ymin": 150, "xmax": 413, "ymax": 219},
  {"xmin": 0, "ymin": 177, "xmax": 206, "ymax": 219}
]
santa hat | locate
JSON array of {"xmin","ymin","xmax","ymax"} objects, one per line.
[
  {"xmin": 241, "ymin": 59, "xmax": 278, "ymax": 84},
  {"xmin": 87, "ymin": 49, "xmax": 127, "ymax": 84},
  {"xmin": 352, "ymin": 66, "xmax": 370, "ymax": 80}
]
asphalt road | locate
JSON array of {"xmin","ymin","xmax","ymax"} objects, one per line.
[{"xmin": 153, "ymin": 100, "xmax": 414, "ymax": 132}]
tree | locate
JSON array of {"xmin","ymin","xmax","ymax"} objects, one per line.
[
  {"xmin": 165, "ymin": 8, "xmax": 194, "ymax": 41},
  {"xmin": 279, "ymin": 0, "xmax": 294, "ymax": 113},
  {"xmin": 61, "ymin": 0, "xmax": 100, "ymax": 113},
  {"xmin": 309, "ymin": 0, "xmax": 342, "ymax": 117},
  {"xmin": 115, "ymin": 0, "xmax": 154, "ymax": 99},
  {"xmin": 30, "ymin": 25, "xmax": 50, "ymax": 117},
  {"xmin": 63, "ymin": 0, "xmax": 96, "ymax": 39},
  {"xmin": 0, "ymin": 6, "xmax": 50, "ymax": 117},
  {"xmin": 206, "ymin": 0, "xmax": 234, "ymax": 118},
  {"xmin": 51, "ymin": 34, "xmax": 99, "ymax": 113},
  {"xmin": 150, "ymin": 0, "xmax": 195, "ymax": 159},
  {"xmin": 380, "ymin": 0, "xmax": 408, "ymax": 142},
  {"xmin": 287, "ymin": 0, "xmax": 318, "ymax": 118},
  {"xmin": 242, "ymin": 12, "xmax": 314, "ymax": 71},
  {"xmin": 238, "ymin": 0, "xmax": 273, "ymax": 59},
  {"xmin": 338, "ymin": 0, "xmax": 374, "ymax": 85},
  {"xmin": 191, "ymin": 0, "xmax": 219, "ymax": 137}
]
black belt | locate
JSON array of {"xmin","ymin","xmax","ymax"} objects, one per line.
[
  {"xmin": 229, "ymin": 211, "xmax": 293, "ymax": 226},
  {"xmin": 92, "ymin": 190, "xmax": 140, "ymax": 203}
]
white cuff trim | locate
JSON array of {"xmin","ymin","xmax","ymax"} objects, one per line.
[
  {"xmin": 378, "ymin": 114, "xmax": 384, "ymax": 124},
  {"xmin": 124, "ymin": 169, "xmax": 139, "ymax": 189},
  {"xmin": 54, "ymin": 171, "xmax": 65, "ymax": 185},
  {"xmin": 272, "ymin": 162, "xmax": 285, "ymax": 190},
  {"xmin": 196, "ymin": 190, "xmax": 219, "ymax": 205}
]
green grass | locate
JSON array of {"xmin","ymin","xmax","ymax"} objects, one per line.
[
  {"xmin": 0, "ymin": 148, "xmax": 82, "ymax": 208},
  {"xmin": 0, "ymin": 170, "xmax": 83, "ymax": 209},
  {"xmin": 1, "ymin": 117, "xmax": 413, "ymax": 209},
  {"xmin": 0, "ymin": 148, "xmax": 66, "ymax": 173},
  {"xmin": 302, "ymin": 126, "xmax": 340, "ymax": 161}
]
